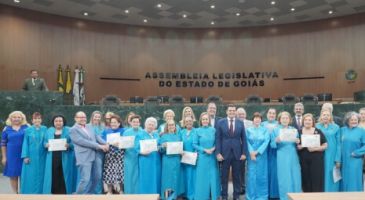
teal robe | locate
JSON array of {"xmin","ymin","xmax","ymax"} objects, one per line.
[
  {"xmin": 135, "ymin": 130, "xmax": 161, "ymax": 194},
  {"xmin": 20, "ymin": 125, "xmax": 47, "ymax": 194},
  {"xmin": 160, "ymin": 131, "xmax": 185, "ymax": 199},
  {"xmin": 123, "ymin": 127, "xmax": 141, "ymax": 194},
  {"xmin": 261, "ymin": 120, "xmax": 279, "ymax": 198},
  {"xmin": 340, "ymin": 126, "xmax": 365, "ymax": 191},
  {"xmin": 246, "ymin": 125, "xmax": 270, "ymax": 200},
  {"xmin": 193, "ymin": 126, "xmax": 220, "ymax": 200},
  {"xmin": 181, "ymin": 128, "xmax": 197, "ymax": 200},
  {"xmin": 271, "ymin": 126, "xmax": 301, "ymax": 200},
  {"xmin": 43, "ymin": 127, "xmax": 77, "ymax": 194},
  {"xmin": 315, "ymin": 123, "xmax": 341, "ymax": 192}
]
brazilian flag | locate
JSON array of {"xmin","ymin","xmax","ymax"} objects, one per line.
[
  {"xmin": 65, "ymin": 65, "xmax": 72, "ymax": 94},
  {"xmin": 57, "ymin": 65, "xmax": 64, "ymax": 92}
]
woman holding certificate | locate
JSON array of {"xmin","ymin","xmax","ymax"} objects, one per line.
[
  {"xmin": 298, "ymin": 113, "xmax": 327, "ymax": 192},
  {"xmin": 102, "ymin": 114, "xmax": 125, "ymax": 194},
  {"xmin": 20, "ymin": 112, "xmax": 47, "ymax": 194},
  {"xmin": 43, "ymin": 115, "xmax": 76, "ymax": 194},
  {"xmin": 261, "ymin": 108, "xmax": 280, "ymax": 199},
  {"xmin": 181, "ymin": 116, "xmax": 197, "ymax": 200},
  {"xmin": 1, "ymin": 111, "xmax": 28, "ymax": 194},
  {"xmin": 123, "ymin": 115, "xmax": 142, "ymax": 194},
  {"xmin": 315, "ymin": 109, "xmax": 341, "ymax": 192},
  {"xmin": 271, "ymin": 111, "xmax": 301, "ymax": 200},
  {"xmin": 193, "ymin": 112, "xmax": 221, "ymax": 200},
  {"xmin": 160, "ymin": 119, "xmax": 185, "ymax": 199},
  {"xmin": 340, "ymin": 112, "xmax": 365, "ymax": 192},
  {"xmin": 179, "ymin": 107, "xmax": 197, "ymax": 128},
  {"xmin": 135, "ymin": 117, "xmax": 161, "ymax": 194},
  {"xmin": 246, "ymin": 112, "xmax": 270, "ymax": 200}
]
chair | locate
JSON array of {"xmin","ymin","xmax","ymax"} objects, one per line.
[
  {"xmin": 190, "ymin": 96, "xmax": 204, "ymax": 103},
  {"xmin": 157, "ymin": 96, "xmax": 169, "ymax": 103},
  {"xmin": 205, "ymin": 95, "xmax": 222, "ymax": 103},
  {"xmin": 100, "ymin": 95, "xmax": 121, "ymax": 106},
  {"xmin": 317, "ymin": 93, "xmax": 332, "ymax": 101},
  {"xmin": 245, "ymin": 95, "xmax": 263, "ymax": 105},
  {"xmin": 169, "ymin": 95, "xmax": 184, "ymax": 105},
  {"xmin": 301, "ymin": 94, "xmax": 318, "ymax": 105},
  {"xmin": 144, "ymin": 96, "xmax": 160, "ymax": 105},
  {"xmin": 281, "ymin": 94, "xmax": 299, "ymax": 105},
  {"xmin": 354, "ymin": 90, "xmax": 365, "ymax": 102}
]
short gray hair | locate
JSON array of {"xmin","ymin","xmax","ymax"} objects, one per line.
[
  {"xmin": 236, "ymin": 107, "xmax": 246, "ymax": 114},
  {"xmin": 145, "ymin": 117, "xmax": 158, "ymax": 128},
  {"xmin": 343, "ymin": 111, "xmax": 360, "ymax": 127},
  {"xmin": 322, "ymin": 103, "xmax": 333, "ymax": 113}
]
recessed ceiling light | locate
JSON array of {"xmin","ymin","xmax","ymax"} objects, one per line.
[
  {"xmin": 291, "ymin": 8, "xmax": 295, "ymax": 12},
  {"xmin": 210, "ymin": 5, "xmax": 215, "ymax": 9},
  {"xmin": 236, "ymin": 13, "xmax": 240, "ymax": 16},
  {"xmin": 157, "ymin": 4, "xmax": 162, "ymax": 8},
  {"xmin": 270, "ymin": 17, "xmax": 275, "ymax": 21},
  {"xmin": 124, "ymin": 9, "xmax": 129, "ymax": 14},
  {"xmin": 143, "ymin": 19, "xmax": 148, "ymax": 23},
  {"xmin": 271, "ymin": 1, "xmax": 276, "ymax": 5},
  {"xmin": 14, "ymin": 0, "xmax": 20, "ymax": 3},
  {"xmin": 328, "ymin": 10, "xmax": 333, "ymax": 14},
  {"xmin": 211, "ymin": 21, "xmax": 215, "ymax": 25},
  {"xmin": 83, "ymin": 12, "xmax": 88, "ymax": 16},
  {"xmin": 182, "ymin": 14, "xmax": 187, "ymax": 18}
]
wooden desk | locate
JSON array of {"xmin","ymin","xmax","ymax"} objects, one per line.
[
  {"xmin": 0, "ymin": 194, "xmax": 159, "ymax": 200},
  {"xmin": 288, "ymin": 192, "xmax": 365, "ymax": 200}
]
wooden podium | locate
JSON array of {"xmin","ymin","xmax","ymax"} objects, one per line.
[{"xmin": 288, "ymin": 192, "xmax": 365, "ymax": 200}]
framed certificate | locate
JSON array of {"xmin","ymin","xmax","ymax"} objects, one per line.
[
  {"xmin": 301, "ymin": 134, "xmax": 320, "ymax": 148},
  {"xmin": 181, "ymin": 151, "xmax": 198, "ymax": 165},
  {"xmin": 166, "ymin": 141, "xmax": 183, "ymax": 155},
  {"xmin": 279, "ymin": 129, "xmax": 298, "ymax": 142},
  {"xmin": 106, "ymin": 132, "xmax": 120, "ymax": 144},
  {"xmin": 119, "ymin": 136, "xmax": 135, "ymax": 149},
  {"xmin": 48, "ymin": 138, "xmax": 67, "ymax": 151},
  {"xmin": 140, "ymin": 139, "xmax": 158, "ymax": 153}
]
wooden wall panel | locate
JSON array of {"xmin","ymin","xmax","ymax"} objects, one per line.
[{"xmin": 0, "ymin": 4, "xmax": 364, "ymax": 102}]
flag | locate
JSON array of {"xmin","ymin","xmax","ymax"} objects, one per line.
[
  {"xmin": 73, "ymin": 66, "xmax": 80, "ymax": 106},
  {"xmin": 57, "ymin": 65, "xmax": 64, "ymax": 92},
  {"xmin": 65, "ymin": 65, "xmax": 72, "ymax": 94},
  {"xmin": 79, "ymin": 66, "xmax": 85, "ymax": 105}
]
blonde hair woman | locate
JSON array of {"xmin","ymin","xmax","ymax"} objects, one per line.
[
  {"xmin": 1, "ymin": 111, "xmax": 29, "ymax": 193},
  {"xmin": 179, "ymin": 107, "xmax": 197, "ymax": 127}
]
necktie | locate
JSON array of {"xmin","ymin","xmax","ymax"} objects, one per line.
[
  {"xmin": 32, "ymin": 78, "xmax": 35, "ymax": 86},
  {"xmin": 297, "ymin": 117, "xmax": 301, "ymax": 127},
  {"xmin": 229, "ymin": 119, "xmax": 234, "ymax": 136}
]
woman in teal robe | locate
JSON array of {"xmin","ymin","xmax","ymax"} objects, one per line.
[
  {"xmin": 135, "ymin": 117, "xmax": 161, "ymax": 194},
  {"xmin": 20, "ymin": 113, "xmax": 47, "ymax": 194},
  {"xmin": 270, "ymin": 112, "xmax": 301, "ymax": 200},
  {"xmin": 315, "ymin": 109, "xmax": 341, "ymax": 192},
  {"xmin": 160, "ymin": 120, "xmax": 185, "ymax": 199},
  {"xmin": 181, "ymin": 116, "xmax": 197, "ymax": 200},
  {"xmin": 261, "ymin": 107, "xmax": 279, "ymax": 199},
  {"xmin": 340, "ymin": 112, "xmax": 365, "ymax": 192},
  {"xmin": 158, "ymin": 109, "xmax": 180, "ymax": 134},
  {"xmin": 193, "ymin": 113, "xmax": 220, "ymax": 200},
  {"xmin": 246, "ymin": 112, "xmax": 270, "ymax": 200},
  {"xmin": 43, "ymin": 115, "xmax": 77, "ymax": 194},
  {"xmin": 123, "ymin": 115, "xmax": 142, "ymax": 194},
  {"xmin": 88, "ymin": 110, "xmax": 105, "ymax": 194}
]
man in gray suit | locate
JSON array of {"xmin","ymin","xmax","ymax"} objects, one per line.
[
  {"xmin": 70, "ymin": 111, "xmax": 109, "ymax": 194},
  {"xmin": 22, "ymin": 69, "xmax": 49, "ymax": 91}
]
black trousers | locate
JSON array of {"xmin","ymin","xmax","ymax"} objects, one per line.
[
  {"xmin": 299, "ymin": 151, "xmax": 324, "ymax": 192},
  {"xmin": 221, "ymin": 152, "xmax": 242, "ymax": 199}
]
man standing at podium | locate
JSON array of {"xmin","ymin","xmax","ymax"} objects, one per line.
[{"xmin": 22, "ymin": 69, "xmax": 48, "ymax": 91}]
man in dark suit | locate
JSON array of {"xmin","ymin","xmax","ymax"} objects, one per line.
[
  {"xmin": 292, "ymin": 102, "xmax": 304, "ymax": 131},
  {"xmin": 216, "ymin": 104, "xmax": 248, "ymax": 200},
  {"xmin": 22, "ymin": 69, "xmax": 48, "ymax": 91},
  {"xmin": 70, "ymin": 111, "xmax": 109, "ymax": 194},
  {"xmin": 207, "ymin": 101, "xmax": 221, "ymax": 128}
]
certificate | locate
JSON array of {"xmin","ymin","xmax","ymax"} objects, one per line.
[
  {"xmin": 279, "ymin": 129, "xmax": 298, "ymax": 142},
  {"xmin": 301, "ymin": 134, "xmax": 320, "ymax": 148},
  {"xmin": 181, "ymin": 151, "xmax": 198, "ymax": 165},
  {"xmin": 140, "ymin": 139, "xmax": 158, "ymax": 153},
  {"xmin": 119, "ymin": 136, "xmax": 135, "ymax": 149},
  {"xmin": 166, "ymin": 142, "xmax": 183, "ymax": 155},
  {"xmin": 333, "ymin": 166, "xmax": 342, "ymax": 183},
  {"xmin": 48, "ymin": 138, "xmax": 67, "ymax": 151},
  {"xmin": 106, "ymin": 133, "xmax": 120, "ymax": 144},
  {"xmin": 266, "ymin": 124, "xmax": 277, "ymax": 132}
]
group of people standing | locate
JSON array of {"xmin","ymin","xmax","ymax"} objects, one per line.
[{"xmin": 1, "ymin": 102, "xmax": 365, "ymax": 200}]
